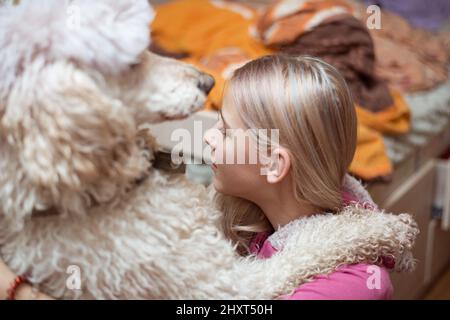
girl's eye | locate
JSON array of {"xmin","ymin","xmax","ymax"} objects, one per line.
[
  {"xmin": 216, "ymin": 118, "xmax": 231, "ymax": 138},
  {"xmin": 216, "ymin": 121, "xmax": 227, "ymax": 137}
]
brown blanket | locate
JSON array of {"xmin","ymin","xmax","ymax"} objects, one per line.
[{"xmin": 280, "ymin": 14, "xmax": 394, "ymax": 112}]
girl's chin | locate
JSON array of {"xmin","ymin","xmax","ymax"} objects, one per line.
[
  {"xmin": 212, "ymin": 178, "xmax": 225, "ymax": 193},
  {"xmin": 213, "ymin": 180, "xmax": 238, "ymax": 198}
]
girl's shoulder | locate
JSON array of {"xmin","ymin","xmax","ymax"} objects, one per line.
[{"xmin": 282, "ymin": 263, "xmax": 394, "ymax": 300}]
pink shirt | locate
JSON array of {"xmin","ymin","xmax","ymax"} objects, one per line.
[
  {"xmin": 249, "ymin": 190, "xmax": 394, "ymax": 300},
  {"xmin": 250, "ymin": 232, "xmax": 394, "ymax": 300}
]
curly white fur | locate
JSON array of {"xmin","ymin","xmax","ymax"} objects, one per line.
[
  {"xmin": 0, "ymin": 0, "xmax": 419, "ymax": 299},
  {"xmin": 1, "ymin": 170, "xmax": 419, "ymax": 299}
]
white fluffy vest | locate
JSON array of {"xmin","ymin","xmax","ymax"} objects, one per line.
[{"xmin": 250, "ymin": 204, "xmax": 419, "ymax": 297}]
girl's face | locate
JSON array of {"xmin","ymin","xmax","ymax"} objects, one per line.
[{"xmin": 203, "ymin": 94, "xmax": 267, "ymax": 199}]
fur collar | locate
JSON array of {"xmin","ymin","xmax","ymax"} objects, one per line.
[
  {"xmin": 253, "ymin": 204, "xmax": 419, "ymax": 297},
  {"xmin": 230, "ymin": 175, "xmax": 419, "ymax": 298}
]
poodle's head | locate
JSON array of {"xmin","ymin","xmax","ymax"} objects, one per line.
[{"xmin": 0, "ymin": 0, "xmax": 214, "ymax": 228}]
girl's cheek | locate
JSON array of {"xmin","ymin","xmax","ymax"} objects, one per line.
[
  {"xmin": 216, "ymin": 137, "xmax": 235, "ymax": 165},
  {"xmin": 216, "ymin": 131, "xmax": 249, "ymax": 165},
  {"xmin": 222, "ymin": 132, "xmax": 248, "ymax": 165},
  {"xmin": 233, "ymin": 132, "xmax": 251, "ymax": 165},
  {"xmin": 219, "ymin": 140, "xmax": 232, "ymax": 165}
]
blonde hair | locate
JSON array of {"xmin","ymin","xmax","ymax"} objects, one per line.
[{"xmin": 214, "ymin": 55, "xmax": 357, "ymax": 255}]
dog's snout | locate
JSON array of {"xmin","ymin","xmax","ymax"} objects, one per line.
[{"xmin": 197, "ymin": 74, "xmax": 215, "ymax": 95}]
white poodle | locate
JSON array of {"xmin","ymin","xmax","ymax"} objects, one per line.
[{"xmin": 0, "ymin": 0, "xmax": 418, "ymax": 299}]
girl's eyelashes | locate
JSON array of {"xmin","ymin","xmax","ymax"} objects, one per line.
[{"xmin": 219, "ymin": 126, "xmax": 229, "ymax": 139}]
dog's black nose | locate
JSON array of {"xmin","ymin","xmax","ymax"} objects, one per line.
[{"xmin": 197, "ymin": 74, "xmax": 215, "ymax": 94}]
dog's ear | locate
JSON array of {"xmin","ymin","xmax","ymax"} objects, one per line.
[{"xmin": 2, "ymin": 61, "xmax": 144, "ymax": 192}]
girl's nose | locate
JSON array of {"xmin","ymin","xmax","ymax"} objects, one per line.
[{"xmin": 204, "ymin": 128, "xmax": 217, "ymax": 149}]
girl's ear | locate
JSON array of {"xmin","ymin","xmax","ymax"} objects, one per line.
[{"xmin": 266, "ymin": 148, "xmax": 291, "ymax": 184}]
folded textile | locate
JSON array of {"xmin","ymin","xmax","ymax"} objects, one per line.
[
  {"xmin": 350, "ymin": 123, "xmax": 392, "ymax": 181},
  {"xmin": 351, "ymin": 89, "xmax": 410, "ymax": 181},
  {"xmin": 352, "ymin": 1, "xmax": 450, "ymax": 92},
  {"xmin": 278, "ymin": 14, "xmax": 393, "ymax": 113},
  {"xmin": 356, "ymin": 90, "xmax": 410, "ymax": 135},
  {"xmin": 151, "ymin": 0, "xmax": 273, "ymax": 109},
  {"xmin": 254, "ymin": 0, "xmax": 354, "ymax": 46},
  {"xmin": 350, "ymin": 89, "xmax": 410, "ymax": 181},
  {"xmin": 251, "ymin": 0, "xmax": 414, "ymax": 179},
  {"xmin": 151, "ymin": 0, "xmax": 410, "ymax": 181}
]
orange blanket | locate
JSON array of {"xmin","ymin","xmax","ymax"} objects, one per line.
[
  {"xmin": 151, "ymin": 0, "xmax": 411, "ymax": 181},
  {"xmin": 151, "ymin": 0, "xmax": 273, "ymax": 110}
]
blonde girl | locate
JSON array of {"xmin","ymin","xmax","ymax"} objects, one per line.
[{"xmin": 204, "ymin": 54, "xmax": 394, "ymax": 300}]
